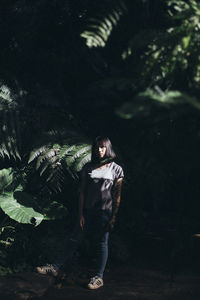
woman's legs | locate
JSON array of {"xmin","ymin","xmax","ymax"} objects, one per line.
[
  {"xmin": 37, "ymin": 210, "xmax": 111, "ymax": 280},
  {"xmin": 95, "ymin": 231, "xmax": 109, "ymax": 278},
  {"xmin": 91, "ymin": 210, "xmax": 111, "ymax": 279}
]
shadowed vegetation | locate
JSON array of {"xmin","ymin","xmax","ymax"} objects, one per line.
[{"xmin": 0, "ymin": 0, "xmax": 200, "ymax": 276}]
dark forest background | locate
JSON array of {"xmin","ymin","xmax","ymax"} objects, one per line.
[{"xmin": 0, "ymin": 0, "xmax": 200, "ymax": 275}]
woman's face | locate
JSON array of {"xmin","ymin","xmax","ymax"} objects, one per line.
[{"xmin": 97, "ymin": 146, "xmax": 106, "ymax": 158}]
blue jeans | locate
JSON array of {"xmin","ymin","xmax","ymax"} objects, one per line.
[{"xmin": 55, "ymin": 209, "xmax": 111, "ymax": 278}]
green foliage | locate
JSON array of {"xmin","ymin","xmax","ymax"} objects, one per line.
[
  {"xmin": 141, "ymin": 87, "xmax": 200, "ymax": 110},
  {"xmin": 28, "ymin": 130, "xmax": 91, "ymax": 193},
  {"xmin": 81, "ymin": 0, "xmax": 127, "ymax": 48},
  {"xmin": 116, "ymin": 87, "xmax": 200, "ymax": 119},
  {"xmin": 1, "ymin": 0, "xmax": 200, "ymax": 274},
  {"xmin": 81, "ymin": 0, "xmax": 200, "ymax": 96},
  {"xmin": 0, "ymin": 191, "xmax": 43, "ymax": 226},
  {"xmin": 0, "ymin": 168, "xmax": 14, "ymax": 193},
  {"xmin": 131, "ymin": 0, "xmax": 200, "ymax": 89},
  {"xmin": 0, "ymin": 185, "xmax": 68, "ymax": 226},
  {"xmin": 0, "ymin": 84, "xmax": 90, "ymax": 228},
  {"xmin": 64, "ymin": 144, "xmax": 91, "ymax": 172}
]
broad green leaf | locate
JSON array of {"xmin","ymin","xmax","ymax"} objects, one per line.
[{"xmin": 0, "ymin": 191, "xmax": 44, "ymax": 226}]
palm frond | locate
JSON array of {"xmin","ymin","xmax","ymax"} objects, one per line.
[{"xmin": 81, "ymin": 0, "xmax": 127, "ymax": 48}]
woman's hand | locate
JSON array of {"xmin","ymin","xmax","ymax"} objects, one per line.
[{"xmin": 79, "ymin": 215, "xmax": 85, "ymax": 229}]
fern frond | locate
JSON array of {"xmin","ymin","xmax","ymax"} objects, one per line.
[
  {"xmin": 39, "ymin": 155, "xmax": 58, "ymax": 176},
  {"xmin": 36, "ymin": 149, "xmax": 57, "ymax": 170},
  {"xmin": 72, "ymin": 153, "xmax": 91, "ymax": 172},
  {"xmin": 28, "ymin": 146, "xmax": 48, "ymax": 164},
  {"xmin": 57, "ymin": 144, "xmax": 76, "ymax": 160},
  {"xmin": 0, "ymin": 109, "xmax": 21, "ymax": 160},
  {"xmin": 45, "ymin": 164, "xmax": 65, "ymax": 193},
  {"xmin": 27, "ymin": 130, "xmax": 91, "ymax": 194},
  {"xmin": 0, "ymin": 84, "xmax": 21, "ymax": 160},
  {"xmin": 65, "ymin": 144, "xmax": 91, "ymax": 167},
  {"xmin": 81, "ymin": 0, "xmax": 127, "ymax": 48}
]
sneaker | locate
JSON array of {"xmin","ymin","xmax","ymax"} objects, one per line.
[
  {"xmin": 88, "ymin": 276, "xmax": 104, "ymax": 290},
  {"xmin": 36, "ymin": 264, "xmax": 58, "ymax": 277}
]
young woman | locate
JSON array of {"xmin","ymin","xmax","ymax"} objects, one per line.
[{"xmin": 37, "ymin": 136, "xmax": 124, "ymax": 289}]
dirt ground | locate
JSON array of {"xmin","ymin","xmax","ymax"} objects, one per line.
[{"xmin": 0, "ymin": 261, "xmax": 200, "ymax": 300}]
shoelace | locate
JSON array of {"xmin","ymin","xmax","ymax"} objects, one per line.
[
  {"xmin": 90, "ymin": 276, "xmax": 102, "ymax": 285},
  {"xmin": 90, "ymin": 276, "xmax": 98, "ymax": 284},
  {"xmin": 95, "ymin": 279, "xmax": 102, "ymax": 286},
  {"xmin": 43, "ymin": 265, "xmax": 56, "ymax": 274}
]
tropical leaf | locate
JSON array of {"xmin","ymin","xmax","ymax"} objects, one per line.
[
  {"xmin": 0, "ymin": 191, "xmax": 44, "ymax": 226},
  {"xmin": 0, "ymin": 189, "xmax": 69, "ymax": 225}
]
